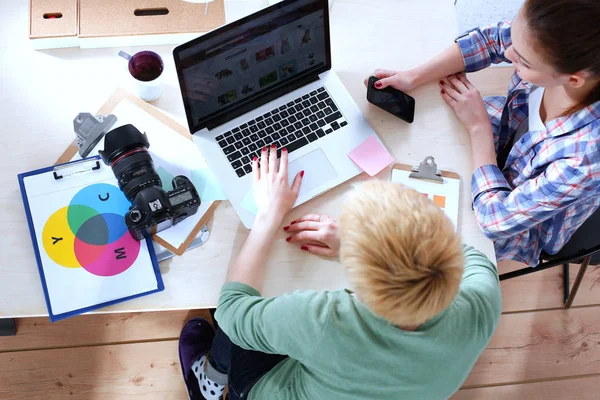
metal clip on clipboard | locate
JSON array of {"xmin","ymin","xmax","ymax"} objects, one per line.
[
  {"xmin": 409, "ymin": 156, "xmax": 444, "ymax": 183},
  {"xmin": 53, "ymin": 158, "xmax": 101, "ymax": 180}
]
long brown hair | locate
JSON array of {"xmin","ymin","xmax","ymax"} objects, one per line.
[{"xmin": 524, "ymin": 0, "xmax": 600, "ymax": 116}]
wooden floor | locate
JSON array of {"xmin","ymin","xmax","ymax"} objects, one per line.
[
  {"xmin": 3, "ymin": 68, "xmax": 599, "ymax": 399},
  {"xmin": 1, "ymin": 264, "xmax": 599, "ymax": 399}
]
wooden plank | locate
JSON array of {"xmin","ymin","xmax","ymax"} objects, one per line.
[
  {"xmin": 570, "ymin": 265, "xmax": 600, "ymax": 307},
  {"xmin": 500, "ymin": 265, "xmax": 600, "ymax": 313},
  {"xmin": 453, "ymin": 375, "xmax": 600, "ymax": 400},
  {"xmin": 0, "ymin": 309, "xmax": 212, "ymax": 352},
  {"xmin": 0, "ymin": 341, "xmax": 186, "ymax": 400},
  {"xmin": 464, "ymin": 306, "xmax": 600, "ymax": 387}
]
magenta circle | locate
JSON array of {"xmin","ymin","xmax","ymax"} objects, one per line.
[
  {"xmin": 80, "ymin": 231, "xmax": 140, "ymax": 277},
  {"xmin": 74, "ymin": 237, "xmax": 105, "ymax": 267}
]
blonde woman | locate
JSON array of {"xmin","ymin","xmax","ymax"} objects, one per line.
[{"xmin": 178, "ymin": 145, "xmax": 501, "ymax": 400}]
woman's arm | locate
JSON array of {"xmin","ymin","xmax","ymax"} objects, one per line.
[
  {"xmin": 410, "ymin": 44, "xmax": 466, "ymax": 88},
  {"xmin": 370, "ymin": 21, "xmax": 513, "ymax": 92},
  {"xmin": 468, "ymin": 125, "xmax": 497, "ymax": 169},
  {"xmin": 367, "ymin": 44, "xmax": 464, "ymax": 92},
  {"xmin": 225, "ymin": 145, "xmax": 303, "ymax": 293},
  {"xmin": 225, "ymin": 213, "xmax": 282, "ymax": 292},
  {"xmin": 439, "ymin": 73, "xmax": 498, "ymax": 169},
  {"xmin": 472, "ymin": 157, "xmax": 597, "ymax": 240}
]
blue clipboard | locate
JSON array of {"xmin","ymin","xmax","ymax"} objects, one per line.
[{"xmin": 18, "ymin": 156, "xmax": 164, "ymax": 322}]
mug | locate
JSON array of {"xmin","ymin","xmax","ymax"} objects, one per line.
[{"xmin": 119, "ymin": 50, "xmax": 164, "ymax": 102}]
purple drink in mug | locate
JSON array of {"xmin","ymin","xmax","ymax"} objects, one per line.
[{"xmin": 119, "ymin": 50, "xmax": 164, "ymax": 102}]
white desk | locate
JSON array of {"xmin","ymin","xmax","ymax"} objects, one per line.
[{"xmin": 0, "ymin": 0, "xmax": 495, "ymax": 318}]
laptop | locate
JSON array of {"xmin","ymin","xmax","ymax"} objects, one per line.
[{"xmin": 173, "ymin": 0, "xmax": 380, "ymax": 228}]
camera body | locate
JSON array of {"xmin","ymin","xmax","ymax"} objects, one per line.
[
  {"xmin": 99, "ymin": 124, "xmax": 201, "ymax": 241},
  {"xmin": 124, "ymin": 175, "xmax": 199, "ymax": 240}
]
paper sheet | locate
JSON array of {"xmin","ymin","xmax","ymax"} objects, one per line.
[
  {"xmin": 347, "ymin": 136, "xmax": 394, "ymax": 176},
  {"xmin": 391, "ymin": 168, "xmax": 460, "ymax": 229},
  {"xmin": 79, "ymin": 99, "xmax": 227, "ymax": 249},
  {"xmin": 23, "ymin": 163, "xmax": 159, "ymax": 316}
]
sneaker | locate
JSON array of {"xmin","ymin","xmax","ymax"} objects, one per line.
[{"xmin": 178, "ymin": 317, "xmax": 222, "ymax": 400}]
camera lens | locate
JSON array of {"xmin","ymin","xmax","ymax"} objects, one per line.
[{"xmin": 99, "ymin": 124, "xmax": 162, "ymax": 201}]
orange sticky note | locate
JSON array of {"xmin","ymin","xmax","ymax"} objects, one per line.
[{"xmin": 433, "ymin": 195, "xmax": 446, "ymax": 208}]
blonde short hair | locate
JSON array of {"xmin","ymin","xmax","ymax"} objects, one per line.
[{"xmin": 340, "ymin": 180, "xmax": 464, "ymax": 327}]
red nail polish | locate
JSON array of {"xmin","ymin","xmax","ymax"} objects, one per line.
[
  {"xmin": 283, "ymin": 226, "xmax": 289, "ymax": 231},
  {"xmin": 439, "ymin": 81, "xmax": 444, "ymax": 85},
  {"xmin": 271, "ymin": 143, "xmax": 276, "ymax": 148},
  {"xmin": 441, "ymin": 90, "xmax": 445, "ymax": 94},
  {"xmin": 262, "ymin": 147, "xmax": 267, "ymax": 152},
  {"xmin": 301, "ymin": 245, "xmax": 308, "ymax": 251},
  {"xmin": 291, "ymin": 220, "xmax": 296, "ymax": 225},
  {"xmin": 300, "ymin": 170, "xmax": 305, "ymax": 177},
  {"xmin": 286, "ymin": 237, "xmax": 292, "ymax": 242},
  {"xmin": 374, "ymin": 82, "xmax": 382, "ymax": 88},
  {"xmin": 253, "ymin": 156, "xmax": 258, "ymax": 161},
  {"xmin": 282, "ymin": 147, "xmax": 287, "ymax": 152}
]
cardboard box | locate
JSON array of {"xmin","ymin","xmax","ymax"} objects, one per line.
[
  {"xmin": 29, "ymin": 0, "xmax": 79, "ymax": 49},
  {"xmin": 78, "ymin": 0, "xmax": 226, "ymax": 48},
  {"xmin": 29, "ymin": 0, "xmax": 226, "ymax": 50}
]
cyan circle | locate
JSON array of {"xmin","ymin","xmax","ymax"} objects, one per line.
[{"xmin": 69, "ymin": 183, "xmax": 131, "ymax": 217}]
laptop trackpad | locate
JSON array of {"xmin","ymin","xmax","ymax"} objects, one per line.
[{"xmin": 287, "ymin": 149, "xmax": 338, "ymax": 197}]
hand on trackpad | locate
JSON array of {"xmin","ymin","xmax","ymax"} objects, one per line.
[{"xmin": 287, "ymin": 149, "xmax": 338, "ymax": 197}]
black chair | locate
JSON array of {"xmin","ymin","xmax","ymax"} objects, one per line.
[{"xmin": 499, "ymin": 208, "xmax": 600, "ymax": 309}]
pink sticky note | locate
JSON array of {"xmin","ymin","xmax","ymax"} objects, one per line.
[{"xmin": 347, "ymin": 136, "xmax": 394, "ymax": 176}]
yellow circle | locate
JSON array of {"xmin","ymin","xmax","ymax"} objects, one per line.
[{"xmin": 42, "ymin": 207, "xmax": 81, "ymax": 268}]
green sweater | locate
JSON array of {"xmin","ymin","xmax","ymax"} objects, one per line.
[{"xmin": 215, "ymin": 246, "xmax": 501, "ymax": 400}]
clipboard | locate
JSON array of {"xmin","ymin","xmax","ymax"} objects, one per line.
[
  {"xmin": 56, "ymin": 88, "xmax": 221, "ymax": 255},
  {"xmin": 18, "ymin": 156, "xmax": 164, "ymax": 322},
  {"xmin": 391, "ymin": 156, "xmax": 461, "ymax": 229}
]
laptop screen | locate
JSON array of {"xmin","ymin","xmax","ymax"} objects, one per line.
[{"xmin": 174, "ymin": 0, "xmax": 330, "ymax": 131}]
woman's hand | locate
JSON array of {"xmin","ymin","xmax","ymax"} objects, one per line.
[
  {"xmin": 283, "ymin": 215, "xmax": 340, "ymax": 257},
  {"xmin": 253, "ymin": 144, "xmax": 303, "ymax": 226},
  {"xmin": 439, "ymin": 73, "xmax": 492, "ymax": 135},
  {"xmin": 364, "ymin": 69, "xmax": 417, "ymax": 92},
  {"xmin": 440, "ymin": 73, "xmax": 497, "ymax": 169}
]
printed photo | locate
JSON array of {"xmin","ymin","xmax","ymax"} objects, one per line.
[
  {"xmin": 255, "ymin": 45, "xmax": 276, "ymax": 63},
  {"xmin": 236, "ymin": 57, "xmax": 253, "ymax": 78},
  {"xmin": 214, "ymin": 68, "xmax": 234, "ymax": 81},
  {"xmin": 239, "ymin": 58, "xmax": 251, "ymax": 71},
  {"xmin": 240, "ymin": 83, "xmax": 256, "ymax": 96},
  {"xmin": 217, "ymin": 89, "xmax": 237, "ymax": 107},
  {"xmin": 300, "ymin": 28, "xmax": 311, "ymax": 45},
  {"xmin": 280, "ymin": 37, "xmax": 292, "ymax": 54},
  {"xmin": 259, "ymin": 71, "xmax": 278, "ymax": 88},
  {"xmin": 298, "ymin": 53, "xmax": 316, "ymax": 70},
  {"xmin": 278, "ymin": 60, "xmax": 297, "ymax": 79}
]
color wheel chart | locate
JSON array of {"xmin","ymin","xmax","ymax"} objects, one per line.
[
  {"xmin": 42, "ymin": 183, "xmax": 139, "ymax": 277},
  {"xmin": 20, "ymin": 160, "xmax": 162, "ymax": 321}
]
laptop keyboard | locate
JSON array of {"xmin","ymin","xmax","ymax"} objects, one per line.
[{"xmin": 215, "ymin": 86, "xmax": 348, "ymax": 178}]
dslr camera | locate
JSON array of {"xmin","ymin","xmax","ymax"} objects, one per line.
[{"xmin": 99, "ymin": 124, "xmax": 200, "ymax": 240}]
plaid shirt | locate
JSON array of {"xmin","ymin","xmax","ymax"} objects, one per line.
[{"xmin": 456, "ymin": 22, "xmax": 600, "ymax": 267}]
